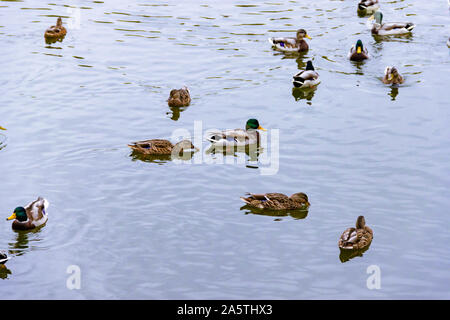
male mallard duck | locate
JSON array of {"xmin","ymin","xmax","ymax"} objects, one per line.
[
  {"xmin": 293, "ymin": 60, "xmax": 320, "ymax": 88},
  {"xmin": 382, "ymin": 66, "xmax": 404, "ymax": 85},
  {"xmin": 269, "ymin": 29, "xmax": 311, "ymax": 53},
  {"xmin": 338, "ymin": 216, "xmax": 373, "ymax": 250},
  {"xmin": 357, "ymin": 0, "xmax": 379, "ymax": 14},
  {"xmin": 167, "ymin": 87, "xmax": 191, "ymax": 108},
  {"xmin": 128, "ymin": 139, "xmax": 198, "ymax": 155},
  {"xmin": 240, "ymin": 192, "xmax": 310, "ymax": 210},
  {"xmin": 0, "ymin": 252, "xmax": 9, "ymax": 264},
  {"xmin": 7, "ymin": 197, "xmax": 49, "ymax": 231},
  {"xmin": 206, "ymin": 119, "xmax": 266, "ymax": 147},
  {"xmin": 368, "ymin": 11, "xmax": 414, "ymax": 36},
  {"xmin": 44, "ymin": 17, "xmax": 67, "ymax": 40},
  {"xmin": 348, "ymin": 39, "xmax": 369, "ymax": 61}
]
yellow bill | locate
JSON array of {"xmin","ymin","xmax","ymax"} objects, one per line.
[
  {"xmin": 0, "ymin": 126, "xmax": 6, "ymax": 130},
  {"xmin": 305, "ymin": 34, "xmax": 312, "ymax": 40},
  {"xmin": 357, "ymin": 47, "xmax": 362, "ymax": 54},
  {"xmin": 388, "ymin": 74, "xmax": 394, "ymax": 80},
  {"xmin": 368, "ymin": 15, "xmax": 374, "ymax": 21},
  {"xmin": 6, "ymin": 213, "xmax": 16, "ymax": 221},
  {"xmin": 258, "ymin": 126, "xmax": 267, "ymax": 131}
]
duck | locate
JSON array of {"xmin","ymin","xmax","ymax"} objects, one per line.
[
  {"xmin": 206, "ymin": 119, "xmax": 266, "ymax": 147},
  {"xmin": 167, "ymin": 87, "xmax": 191, "ymax": 107},
  {"xmin": 338, "ymin": 216, "xmax": 373, "ymax": 250},
  {"xmin": 348, "ymin": 39, "xmax": 369, "ymax": 61},
  {"xmin": 293, "ymin": 60, "xmax": 320, "ymax": 88},
  {"xmin": 128, "ymin": 139, "xmax": 198, "ymax": 155},
  {"xmin": 240, "ymin": 192, "xmax": 310, "ymax": 210},
  {"xmin": 368, "ymin": 11, "xmax": 414, "ymax": 36},
  {"xmin": 357, "ymin": 0, "xmax": 379, "ymax": 14},
  {"xmin": 268, "ymin": 29, "xmax": 311, "ymax": 53},
  {"xmin": 382, "ymin": 66, "xmax": 404, "ymax": 85},
  {"xmin": 7, "ymin": 197, "xmax": 49, "ymax": 231},
  {"xmin": 44, "ymin": 17, "xmax": 67, "ymax": 40},
  {"xmin": 0, "ymin": 252, "xmax": 9, "ymax": 264}
]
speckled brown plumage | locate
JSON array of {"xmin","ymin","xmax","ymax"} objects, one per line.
[
  {"xmin": 339, "ymin": 216, "xmax": 373, "ymax": 250},
  {"xmin": 44, "ymin": 17, "xmax": 67, "ymax": 40},
  {"xmin": 240, "ymin": 192, "xmax": 310, "ymax": 210},
  {"xmin": 167, "ymin": 87, "xmax": 191, "ymax": 107},
  {"xmin": 128, "ymin": 139, "xmax": 197, "ymax": 155}
]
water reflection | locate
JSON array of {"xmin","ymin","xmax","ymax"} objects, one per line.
[
  {"xmin": 0, "ymin": 265, "xmax": 12, "ymax": 280},
  {"xmin": 292, "ymin": 87, "xmax": 316, "ymax": 103},
  {"xmin": 129, "ymin": 150, "xmax": 197, "ymax": 164},
  {"xmin": 205, "ymin": 143, "xmax": 263, "ymax": 163},
  {"xmin": 240, "ymin": 205, "xmax": 308, "ymax": 221},
  {"xmin": 372, "ymin": 33, "xmax": 414, "ymax": 43},
  {"xmin": 339, "ymin": 244, "xmax": 371, "ymax": 263},
  {"xmin": 388, "ymin": 86, "xmax": 399, "ymax": 101},
  {"xmin": 166, "ymin": 105, "xmax": 189, "ymax": 121}
]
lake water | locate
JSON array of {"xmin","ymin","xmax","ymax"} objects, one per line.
[{"xmin": 0, "ymin": 0, "xmax": 449, "ymax": 299}]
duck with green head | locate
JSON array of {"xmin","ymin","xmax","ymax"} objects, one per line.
[
  {"xmin": 206, "ymin": 119, "xmax": 267, "ymax": 147},
  {"xmin": 7, "ymin": 197, "xmax": 49, "ymax": 231},
  {"xmin": 348, "ymin": 39, "xmax": 369, "ymax": 61},
  {"xmin": 368, "ymin": 11, "xmax": 415, "ymax": 36}
]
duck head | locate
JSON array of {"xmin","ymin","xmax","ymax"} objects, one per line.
[
  {"xmin": 369, "ymin": 11, "xmax": 383, "ymax": 24},
  {"xmin": 172, "ymin": 140, "xmax": 199, "ymax": 154},
  {"xmin": 356, "ymin": 215, "xmax": 366, "ymax": 229},
  {"xmin": 246, "ymin": 119, "xmax": 267, "ymax": 131},
  {"xmin": 7, "ymin": 207, "xmax": 27, "ymax": 222},
  {"xmin": 290, "ymin": 192, "xmax": 310, "ymax": 206},
  {"xmin": 355, "ymin": 39, "xmax": 364, "ymax": 54},
  {"xmin": 296, "ymin": 29, "xmax": 312, "ymax": 40},
  {"xmin": 385, "ymin": 66, "xmax": 401, "ymax": 82}
]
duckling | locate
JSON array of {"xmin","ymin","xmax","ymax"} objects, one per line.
[
  {"xmin": 338, "ymin": 216, "xmax": 373, "ymax": 250},
  {"xmin": 269, "ymin": 29, "xmax": 311, "ymax": 53},
  {"xmin": 128, "ymin": 139, "xmax": 198, "ymax": 155},
  {"xmin": 368, "ymin": 11, "xmax": 415, "ymax": 36},
  {"xmin": 240, "ymin": 192, "xmax": 310, "ymax": 210},
  {"xmin": 7, "ymin": 197, "xmax": 49, "ymax": 231},
  {"xmin": 167, "ymin": 87, "xmax": 191, "ymax": 108},
  {"xmin": 348, "ymin": 39, "xmax": 370, "ymax": 61},
  {"xmin": 44, "ymin": 17, "xmax": 67, "ymax": 40},
  {"xmin": 206, "ymin": 119, "xmax": 266, "ymax": 147},
  {"xmin": 357, "ymin": 0, "xmax": 379, "ymax": 14},
  {"xmin": 293, "ymin": 60, "xmax": 320, "ymax": 88},
  {"xmin": 382, "ymin": 66, "xmax": 404, "ymax": 85}
]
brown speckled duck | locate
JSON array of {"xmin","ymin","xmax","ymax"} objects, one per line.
[
  {"xmin": 339, "ymin": 216, "xmax": 373, "ymax": 250},
  {"xmin": 269, "ymin": 29, "xmax": 311, "ymax": 53},
  {"xmin": 240, "ymin": 192, "xmax": 310, "ymax": 210},
  {"xmin": 128, "ymin": 139, "xmax": 198, "ymax": 155},
  {"xmin": 167, "ymin": 87, "xmax": 191, "ymax": 107},
  {"xmin": 7, "ymin": 197, "xmax": 49, "ymax": 231},
  {"xmin": 382, "ymin": 66, "xmax": 404, "ymax": 85},
  {"xmin": 44, "ymin": 17, "xmax": 67, "ymax": 40}
]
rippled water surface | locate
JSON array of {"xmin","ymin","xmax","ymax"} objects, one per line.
[{"xmin": 1, "ymin": 0, "xmax": 449, "ymax": 299}]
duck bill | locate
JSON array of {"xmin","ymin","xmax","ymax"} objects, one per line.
[
  {"xmin": 356, "ymin": 47, "xmax": 362, "ymax": 54},
  {"xmin": 388, "ymin": 74, "xmax": 394, "ymax": 81},
  {"xmin": 6, "ymin": 213, "xmax": 16, "ymax": 221},
  {"xmin": 305, "ymin": 34, "xmax": 312, "ymax": 40},
  {"xmin": 368, "ymin": 15, "xmax": 374, "ymax": 21},
  {"xmin": 257, "ymin": 126, "xmax": 267, "ymax": 131},
  {"xmin": 0, "ymin": 126, "xmax": 6, "ymax": 130}
]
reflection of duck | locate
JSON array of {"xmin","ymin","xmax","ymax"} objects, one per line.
[
  {"xmin": 388, "ymin": 87, "xmax": 399, "ymax": 101},
  {"xmin": 206, "ymin": 119, "xmax": 266, "ymax": 147},
  {"xmin": 0, "ymin": 264, "xmax": 12, "ymax": 279},
  {"xmin": 240, "ymin": 205, "xmax": 308, "ymax": 220},
  {"xmin": 167, "ymin": 105, "xmax": 188, "ymax": 121},
  {"xmin": 339, "ymin": 245, "xmax": 371, "ymax": 263},
  {"xmin": 357, "ymin": 0, "xmax": 379, "ymax": 14},
  {"xmin": 269, "ymin": 29, "xmax": 311, "ymax": 53},
  {"xmin": 293, "ymin": 60, "xmax": 320, "ymax": 88},
  {"xmin": 240, "ymin": 192, "xmax": 310, "ymax": 210},
  {"xmin": 7, "ymin": 197, "xmax": 49, "ymax": 231},
  {"xmin": 382, "ymin": 66, "xmax": 404, "ymax": 85},
  {"xmin": 348, "ymin": 39, "xmax": 369, "ymax": 62},
  {"xmin": 338, "ymin": 216, "xmax": 373, "ymax": 250},
  {"xmin": 44, "ymin": 17, "xmax": 67, "ymax": 41},
  {"xmin": 167, "ymin": 87, "xmax": 191, "ymax": 107},
  {"xmin": 368, "ymin": 11, "xmax": 414, "ymax": 36},
  {"xmin": 128, "ymin": 139, "xmax": 198, "ymax": 156},
  {"xmin": 292, "ymin": 86, "xmax": 316, "ymax": 102}
]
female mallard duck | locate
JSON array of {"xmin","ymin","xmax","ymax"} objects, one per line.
[
  {"xmin": 293, "ymin": 60, "xmax": 320, "ymax": 88},
  {"xmin": 269, "ymin": 29, "xmax": 311, "ymax": 53},
  {"xmin": 44, "ymin": 17, "xmax": 67, "ymax": 40},
  {"xmin": 348, "ymin": 39, "xmax": 369, "ymax": 61},
  {"xmin": 382, "ymin": 66, "xmax": 404, "ymax": 85},
  {"xmin": 206, "ymin": 119, "xmax": 266, "ymax": 147},
  {"xmin": 0, "ymin": 252, "xmax": 9, "ymax": 264},
  {"xmin": 7, "ymin": 197, "xmax": 49, "ymax": 231},
  {"xmin": 368, "ymin": 11, "xmax": 414, "ymax": 35},
  {"xmin": 128, "ymin": 139, "xmax": 198, "ymax": 155},
  {"xmin": 357, "ymin": 0, "xmax": 379, "ymax": 14},
  {"xmin": 338, "ymin": 216, "xmax": 373, "ymax": 250},
  {"xmin": 240, "ymin": 192, "xmax": 310, "ymax": 210},
  {"xmin": 167, "ymin": 87, "xmax": 191, "ymax": 107}
]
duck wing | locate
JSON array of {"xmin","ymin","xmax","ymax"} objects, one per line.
[{"xmin": 25, "ymin": 197, "xmax": 49, "ymax": 221}]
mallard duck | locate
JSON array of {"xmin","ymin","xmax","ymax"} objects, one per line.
[
  {"xmin": 368, "ymin": 11, "xmax": 414, "ymax": 35},
  {"xmin": 240, "ymin": 192, "xmax": 310, "ymax": 210},
  {"xmin": 268, "ymin": 29, "xmax": 311, "ymax": 53},
  {"xmin": 0, "ymin": 252, "xmax": 9, "ymax": 264},
  {"xmin": 128, "ymin": 139, "xmax": 198, "ymax": 155},
  {"xmin": 382, "ymin": 66, "xmax": 404, "ymax": 85},
  {"xmin": 167, "ymin": 87, "xmax": 191, "ymax": 107},
  {"xmin": 206, "ymin": 119, "xmax": 266, "ymax": 147},
  {"xmin": 338, "ymin": 216, "xmax": 373, "ymax": 250},
  {"xmin": 44, "ymin": 17, "xmax": 67, "ymax": 40},
  {"xmin": 7, "ymin": 197, "xmax": 49, "ymax": 231},
  {"xmin": 357, "ymin": 0, "xmax": 379, "ymax": 14},
  {"xmin": 348, "ymin": 39, "xmax": 369, "ymax": 61},
  {"xmin": 293, "ymin": 60, "xmax": 320, "ymax": 88}
]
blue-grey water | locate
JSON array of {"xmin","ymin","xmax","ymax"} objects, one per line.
[{"xmin": 1, "ymin": 0, "xmax": 449, "ymax": 299}]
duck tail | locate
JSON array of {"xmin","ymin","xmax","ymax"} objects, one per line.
[
  {"xmin": 405, "ymin": 23, "xmax": 415, "ymax": 31},
  {"xmin": 240, "ymin": 197, "xmax": 251, "ymax": 205}
]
